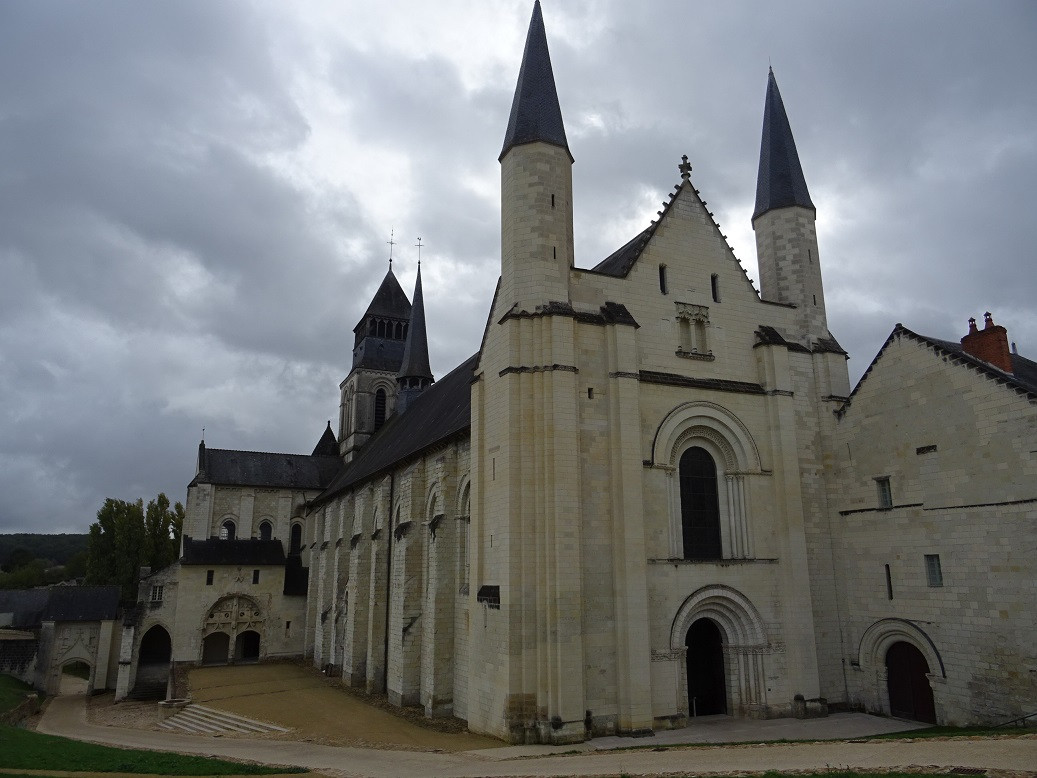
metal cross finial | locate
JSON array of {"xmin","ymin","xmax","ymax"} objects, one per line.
[
  {"xmin": 415, "ymin": 237, "xmax": 424, "ymax": 266},
  {"xmin": 387, "ymin": 229, "xmax": 396, "ymax": 267},
  {"xmin": 679, "ymin": 154, "xmax": 692, "ymax": 180}
]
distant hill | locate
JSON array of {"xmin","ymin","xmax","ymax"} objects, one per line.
[{"xmin": 0, "ymin": 534, "xmax": 89, "ymax": 566}]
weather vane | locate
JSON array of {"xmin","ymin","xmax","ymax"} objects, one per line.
[
  {"xmin": 415, "ymin": 237, "xmax": 424, "ymax": 266},
  {"xmin": 387, "ymin": 228, "xmax": 396, "ymax": 268}
]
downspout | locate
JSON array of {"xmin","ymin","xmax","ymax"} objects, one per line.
[{"xmin": 383, "ymin": 471, "xmax": 395, "ymax": 693}]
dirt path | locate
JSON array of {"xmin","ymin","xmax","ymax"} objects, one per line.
[{"xmin": 185, "ymin": 664, "xmax": 501, "ymax": 752}]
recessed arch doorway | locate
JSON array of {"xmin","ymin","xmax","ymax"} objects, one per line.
[
  {"xmin": 686, "ymin": 617, "xmax": 727, "ymax": 716},
  {"xmin": 235, "ymin": 630, "xmax": 260, "ymax": 662},
  {"xmin": 202, "ymin": 631, "xmax": 230, "ymax": 665},
  {"xmin": 886, "ymin": 641, "xmax": 936, "ymax": 723}
]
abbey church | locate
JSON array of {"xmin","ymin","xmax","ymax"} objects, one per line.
[{"xmin": 117, "ymin": 2, "xmax": 1036, "ymax": 742}]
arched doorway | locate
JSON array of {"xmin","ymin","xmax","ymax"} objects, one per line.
[
  {"xmin": 886, "ymin": 641, "xmax": 936, "ymax": 723},
  {"xmin": 686, "ymin": 618, "xmax": 727, "ymax": 716},
  {"xmin": 59, "ymin": 660, "xmax": 91, "ymax": 695},
  {"xmin": 134, "ymin": 625, "xmax": 172, "ymax": 699},
  {"xmin": 202, "ymin": 632, "xmax": 230, "ymax": 665},
  {"xmin": 235, "ymin": 630, "xmax": 260, "ymax": 662}
]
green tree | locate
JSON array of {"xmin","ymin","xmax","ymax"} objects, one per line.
[{"xmin": 86, "ymin": 493, "xmax": 184, "ymax": 602}]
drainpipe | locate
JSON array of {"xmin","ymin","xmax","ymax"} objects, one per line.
[{"xmin": 383, "ymin": 471, "xmax": 395, "ymax": 693}]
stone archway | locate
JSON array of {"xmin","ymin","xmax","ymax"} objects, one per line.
[
  {"xmin": 58, "ymin": 660, "xmax": 91, "ymax": 696},
  {"xmin": 202, "ymin": 632, "xmax": 230, "ymax": 665},
  {"xmin": 671, "ymin": 585, "xmax": 769, "ymax": 718},
  {"xmin": 201, "ymin": 594, "xmax": 264, "ymax": 665},
  {"xmin": 235, "ymin": 630, "xmax": 261, "ymax": 662},
  {"xmin": 134, "ymin": 624, "xmax": 172, "ymax": 699}
]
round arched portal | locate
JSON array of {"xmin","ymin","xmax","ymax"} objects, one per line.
[
  {"xmin": 139, "ymin": 625, "xmax": 172, "ymax": 665},
  {"xmin": 686, "ymin": 618, "xmax": 727, "ymax": 716},
  {"xmin": 235, "ymin": 630, "xmax": 261, "ymax": 662},
  {"xmin": 59, "ymin": 660, "xmax": 91, "ymax": 696},
  {"xmin": 202, "ymin": 632, "xmax": 230, "ymax": 665},
  {"xmin": 886, "ymin": 641, "xmax": 936, "ymax": 723}
]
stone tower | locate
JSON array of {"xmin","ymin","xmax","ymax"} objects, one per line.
[
  {"xmin": 498, "ymin": 0, "xmax": 574, "ymax": 311},
  {"xmin": 338, "ymin": 267, "xmax": 412, "ymax": 461},
  {"xmin": 753, "ymin": 68, "xmax": 830, "ymax": 346}
]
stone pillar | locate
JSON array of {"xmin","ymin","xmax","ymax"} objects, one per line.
[{"xmin": 114, "ymin": 621, "xmax": 135, "ymax": 702}]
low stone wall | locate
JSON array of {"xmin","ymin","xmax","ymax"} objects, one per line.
[
  {"xmin": 0, "ymin": 693, "xmax": 40, "ymax": 726},
  {"xmin": 0, "ymin": 635, "xmax": 38, "ymax": 686}
]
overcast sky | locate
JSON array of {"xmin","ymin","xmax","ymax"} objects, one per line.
[{"xmin": 2, "ymin": 1, "xmax": 1034, "ymax": 534}]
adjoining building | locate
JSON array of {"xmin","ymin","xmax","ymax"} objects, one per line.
[{"xmin": 125, "ymin": 0, "xmax": 1035, "ymax": 741}]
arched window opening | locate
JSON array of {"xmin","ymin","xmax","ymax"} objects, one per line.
[
  {"xmin": 221, "ymin": 520, "xmax": 236, "ymax": 541},
  {"xmin": 369, "ymin": 320, "xmax": 377, "ymax": 336},
  {"xmin": 679, "ymin": 447, "xmax": 722, "ymax": 560},
  {"xmin": 374, "ymin": 389, "xmax": 387, "ymax": 430},
  {"xmin": 289, "ymin": 523, "xmax": 303, "ymax": 555},
  {"xmin": 259, "ymin": 521, "xmax": 272, "ymax": 541}
]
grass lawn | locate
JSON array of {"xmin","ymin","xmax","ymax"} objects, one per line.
[
  {"xmin": 0, "ymin": 673, "xmax": 34, "ymax": 714},
  {"xmin": 0, "ymin": 726, "xmax": 306, "ymax": 775}
]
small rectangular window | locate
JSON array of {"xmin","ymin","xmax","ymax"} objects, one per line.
[
  {"xmin": 587, "ymin": 387, "xmax": 594, "ymax": 399},
  {"xmin": 252, "ymin": 569, "xmax": 260, "ymax": 584},
  {"xmin": 285, "ymin": 620, "xmax": 291, "ymax": 635},
  {"xmin": 206, "ymin": 570, "xmax": 214, "ymax": 586},
  {"xmin": 659, "ymin": 264, "xmax": 668, "ymax": 294},
  {"xmin": 924, "ymin": 554, "xmax": 943, "ymax": 587},
  {"xmin": 884, "ymin": 564, "xmax": 893, "ymax": 600},
  {"xmin": 150, "ymin": 585, "xmax": 163, "ymax": 603},
  {"xmin": 710, "ymin": 273, "xmax": 720, "ymax": 303},
  {"xmin": 876, "ymin": 477, "xmax": 892, "ymax": 509}
]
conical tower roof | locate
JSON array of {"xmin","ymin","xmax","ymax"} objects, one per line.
[
  {"xmin": 499, "ymin": 1, "xmax": 571, "ymax": 162},
  {"xmin": 355, "ymin": 267, "xmax": 412, "ymax": 331},
  {"xmin": 311, "ymin": 421, "xmax": 338, "ymax": 457},
  {"xmin": 753, "ymin": 68, "xmax": 815, "ymax": 222},
  {"xmin": 397, "ymin": 265, "xmax": 433, "ymax": 383}
]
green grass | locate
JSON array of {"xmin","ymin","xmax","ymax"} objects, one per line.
[
  {"xmin": 0, "ymin": 674, "xmax": 34, "ymax": 714},
  {"xmin": 0, "ymin": 726, "xmax": 307, "ymax": 775}
]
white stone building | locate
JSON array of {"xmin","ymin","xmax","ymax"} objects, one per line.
[{"xmin": 129, "ymin": 0, "xmax": 1036, "ymax": 740}]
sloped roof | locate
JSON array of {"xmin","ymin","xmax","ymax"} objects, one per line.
[
  {"xmin": 181, "ymin": 537, "xmax": 287, "ymax": 566},
  {"xmin": 42, "ymin": 585, "xmax": 119, "ymax": 621},
  {"xmin": 0, "ymin": 589, "xmax": 49, "ymax": 628},
  {"xmin": 500, "ymin": 0, "xmax": 571, "ymax": 162},
  {"xmin": 753, "ymin": 68, "xmax": 815, "ymax": 222},
  {"xmin": 844, "ymin": 324, "xmax": 1037, "ymax": 409},
  {"xmin": 193, "ymin": 447, "xmax": 342, "ymax": 490},
  {"xmin": 311, "ymin": 422, "xmax": 339, "ymax": 457},
  {"xmin": 355, "ymin": 268, "xmax": 412, "ymax": 329},
  {"xmin": 314, "ymin": 353, "xmax": 479, "ymax": 505}
]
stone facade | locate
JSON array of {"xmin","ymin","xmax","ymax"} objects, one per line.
[{"xmin": 131, "ymin": 1, "xmax": 1035, "ymax": 740}]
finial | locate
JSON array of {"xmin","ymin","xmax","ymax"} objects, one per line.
[
  {"xmin": 387, "ymin": 228, "xmax": 396, "ymax": 268},
  {"xmin": 201, "ymin": 427, "xmax": 205, "ymax": 442},
  {"xmin": 679, "ymin": 154, "xmax": 692, "ymax": 180},
  {"xmin": 415, "ymin": 237, "xmax": 424, "ymax": 266}
]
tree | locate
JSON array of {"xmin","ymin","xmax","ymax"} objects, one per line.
[{"xmin": 86, "ymin": 493, "xmax": 184, "ymax": 602}]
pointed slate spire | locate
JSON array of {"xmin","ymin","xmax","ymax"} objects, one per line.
[
  {"xmin": 499, "ymin": 1, "xmax": 571, "ymax": 162},
  {"xmin": 753, "ymin": 68, "xmax": 815, "ymax": 222},
  {"xmin": 311, "ymin": 421, "xmax": 338, "ymax": 457},
  {"xmin": 397, "ymin": 264, "xmax": 433, "ymax": 388},
  {"xmin": 358, "ymin": 267, "xmax": 411, "ymax": 325}
]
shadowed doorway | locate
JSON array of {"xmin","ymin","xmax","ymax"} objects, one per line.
[
  {"xmin": 686, "ymin": 617, "xmax": 727, "ymax": 716},
  {"xmin": 886, "ymin": 641, "xmax": 936, "ymax": 723}
]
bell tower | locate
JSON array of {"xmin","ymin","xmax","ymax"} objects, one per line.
[{"xmin": 338, "ymin": 266, "xmax": 411, "ymax": 461}]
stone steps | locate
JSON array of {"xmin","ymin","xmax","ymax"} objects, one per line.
[{"xmin": 158, "ymin": 703, "xmax": 290, "ymax": 736}]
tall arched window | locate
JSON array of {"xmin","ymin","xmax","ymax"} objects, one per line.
[
  {"xmin": 374, "ymin": 389, "xmax": 387, "ymax": 430},
  {"xmin": 289, "ymin": 523, "xmax": 302, "ymax": 555},
  {"xmin": 221, "ymin": 520, "xmax": 236, "ymax": 541},
  {"xmin": 259, "ymin": 521, "xmax": 272, "ymax": 541},
  {"xmin": 679, "ymin": 447, "xmax": 721, "ymax": 559}
]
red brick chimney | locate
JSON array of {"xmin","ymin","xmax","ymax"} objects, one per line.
[{"xmin": 960, "ymin": 312, "xmax": 1013, "ymax": 373}]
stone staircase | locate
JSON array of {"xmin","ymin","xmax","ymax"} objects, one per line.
[{"xmin": 158, "ymin": 703, "xmax": 290, "ymax": 736}]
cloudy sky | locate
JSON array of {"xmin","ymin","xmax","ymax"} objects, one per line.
[{"xmin": 2, "ymin": 1, "xmax": 1035, "ymax": 534}]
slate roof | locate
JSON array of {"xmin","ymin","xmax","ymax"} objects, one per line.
[
  {"xmin": 314, "ymin": 353, "xmax": 479, "ymax": 505},
  {"xmin": 398, "ymin": 265, "xmax": 433, "ymax": 382},
  {"xmin": 0, "ymin": 586, "xmax": 119, "ymax": 627},
  {"xmin": 192, "ymin": 445, "xmax": 341, "ymax": 490},
  {"xmin": 181, "ymin": 537, "xmax": 287, "ymax": 566},
  {"xmin": 500, "ymin": 0, "xmax": 571, "ymax": 162},
  {"xmin": 845, "ymin": 324, "xmax": 1037, "ymax": 408},
  {"xmin": 355, "ymin": 268, "xmax": 412, "ymax": 328},
  {"xmin": 352, "ymin": 337, "xmax": 407, "ymax": 373},
  {"xmin": 42, "ymin": 586, "xmax": 119, "ymax": 621},
  {"xmin": 753, "ymin": 68, "xmax": 815, "ymax": 222},
  {"xmin": 311, "ymin": 422, "xmax": 339, "ymax": 457}
]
